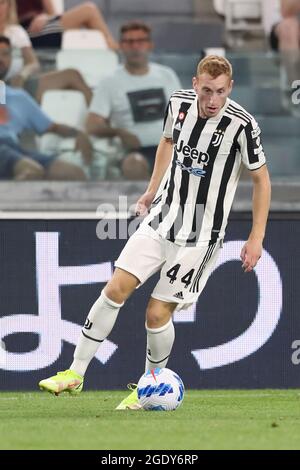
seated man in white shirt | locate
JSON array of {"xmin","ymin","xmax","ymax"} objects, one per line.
[{"xmin": 86, "ymin": 21, "xmax": 181, "ymax": 180}]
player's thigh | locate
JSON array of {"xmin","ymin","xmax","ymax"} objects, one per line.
[
  {"xmin": 104, "ymin": 267, "xmax": 140, "ymax": 304},
  {"xmin": 114, "ymin": 227, "xmax": 166, "ymax": 286},
  {"xmin": 151, "ymin": 241, "xmax": 222, "ymax": 309}
]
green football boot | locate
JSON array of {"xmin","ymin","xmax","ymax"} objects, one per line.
[
  {"xmin": 115, "ymin": 383, "xmax": 142, "ymax": 410},
  {"xmin": 39, "ymin": 370, "xmax": 83, "ymax": 396}
]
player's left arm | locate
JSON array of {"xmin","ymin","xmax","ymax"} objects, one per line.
[
  {"xmin": 240, "ymin": 164, "xmax": 271, "ymax": 273},
  {"xmin": 238, "ymin": 117, "xmax": 271, "ymax": 273}
]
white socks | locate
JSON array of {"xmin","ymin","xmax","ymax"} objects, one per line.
[
  {"xmin": 145, "ymin": 318, "xmax": 175, "ymax": 371},
  {"xmin": 70, "ymin": 291, "xmax": 123, "ymax": 377},
  {"xmin": 70, "ymin": 290, "xmax": 175, "ymax": 377}
]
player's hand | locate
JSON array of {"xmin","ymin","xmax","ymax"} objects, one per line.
[
  {"xmin": 75, "ymin": 132, "xmax": 93, "ymax": 166},
  {"xmin": 117, "ymin": 129, "xmax": 141, "ymax": 150},
  {"xmin": 135, "ymin": 190, "xmax": 156, "ymax": 217},
  {"xmin": 240, "ymin": 238, "xmax": 263, "ymax": 273}
]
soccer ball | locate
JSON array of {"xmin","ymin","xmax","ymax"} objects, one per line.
[{"xmin": 137, "ymin": 367, "xmax": 185, "ymax": 411}]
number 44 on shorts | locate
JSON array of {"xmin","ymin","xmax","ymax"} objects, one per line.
[{"xmin": 166, "ymin": 264, "xmax": 195, "ymax": 288}]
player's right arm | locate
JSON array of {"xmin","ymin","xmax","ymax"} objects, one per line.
[
  {"xmin": 136, "ymin": 96, "xmax": 175, "ymax": 216},
  {"xmin": 135, "ymin": 136, "xmax": 173, "ymax": 216}
]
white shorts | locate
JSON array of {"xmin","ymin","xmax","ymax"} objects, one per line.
[{"xmin": 115, "ymin": 225, "xmax": 222, "ymax": 311}]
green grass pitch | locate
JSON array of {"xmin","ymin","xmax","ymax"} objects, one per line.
[{"xmin": 0, "ymin": 390, "xmax": 300, "ymax": 450}]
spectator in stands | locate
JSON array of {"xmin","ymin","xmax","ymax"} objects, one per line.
[
  {"xmin": 87, "ymin": 21, "xmax": 181, "ymax": 180},
  {"xmin": 0, "ymin": 36, "xmax": 92, "ymax": 180},
  {"xmin": 0, "ymin": 0, "xmax": 92, "ymax": 103},
  {"xmin": 263, "ymin": 0, "xmax": 300, "ymax": 87},
  {"xmin": 16, "ymin": 0, "xmax": 118, "ymax": 50}
]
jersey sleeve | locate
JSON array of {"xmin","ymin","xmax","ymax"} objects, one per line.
[
  {"xmin": 162, "ymin": 98, "xmax": 173, "ymax": 139},
  {"xmin": 238, "ymin": 117, "xmax": 266, "ymax": 171}
]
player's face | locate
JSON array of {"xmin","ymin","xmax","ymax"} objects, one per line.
[
  {"xmin": 0, "ymin": 43, "xmax": 11, "ymax": 80},
  {"xmin": 193, "ymin": 73, "xmax": 233, "ymax": 118},
  {"xmin": 120, "ymin": 29, "xmax": 153, "ymax": 67}
]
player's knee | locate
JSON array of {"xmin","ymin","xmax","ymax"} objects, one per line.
[
  {"xmin": 104, "ymin": 277, "xmax": 134, "ymax": 304},
  {"xmin": 146, "ymin": 307, "xmax": 167, "ymax": 329}
]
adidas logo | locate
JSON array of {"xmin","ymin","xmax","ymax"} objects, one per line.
[
  {"xmin": 174, "ymin": 291, "xmax": 184, "ymax": 299},
  {"xmin": 174, "ymin": 122, "xmax": 182, "ymax": 131}
]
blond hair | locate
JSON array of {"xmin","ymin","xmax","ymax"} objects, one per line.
[
  {"xmin": 197, "ymin": 55, "xmax": 233, "ymax": 80},
  {"xmin": 5, "ymin": 0, "xmax": 18, "ymax": 25}
]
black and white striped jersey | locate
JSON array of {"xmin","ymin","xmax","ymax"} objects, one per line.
[{"xmin": 140, "ymin": 89, "xmax": 266, "ymax": 247}]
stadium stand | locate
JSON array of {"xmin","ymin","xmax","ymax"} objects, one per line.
[
  {"xmin": 52, "ymin": 0, "xmax": 65, "ymax": 15},
  {"xmin": 39, "ymin": 89, "xmax": 120, "ymax": 180},
  {"xmin": 56, "ymin": 49, "xmax": 119, "ymax": 88},
  {"xmin": 38, "ymin": 90, "xmax": 88, "ymax": 172},
  {"xmin": 0, "ymin": 0, "xmax": 298, "ymax": 209},
  {"xmin": 62, "ymin": 29, "xmax": 108, "ymax": 49}
]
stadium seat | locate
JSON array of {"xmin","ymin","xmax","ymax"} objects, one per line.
[
  {"xmin": 214, "ymin": 0, "xmax": 262, "ymax": 21},
  {"xmin": 214, "ymin": 0, "xmax": 264, "ymax": 46},
  {"xmin": 56, "ymin": 49, "xmax": 119, "ymax": 88},
  {"xmin": 62, "ymin": 29, "xmax": 108, "ymax": 50},
  {"xmin": 204, "ymin": 47, "xmax": 226, "ymax": 57},
  {"xmin": 38, "ymin": 90, "xmax": 89, "ymax": 175},
  {"xmin": 39, "ymin": 90, "xmax": 122, "ymax": 180},
  {"xmin": 90, "ymin": 137, "xmax": 123, "ymax": 180},
  {"xmin": 213, "ymin": 0, "xmax": 225, "ymax": 15},
  {"xmin": 225, "ymin": 0, "xmax": 263, "ymax": 27},
  {"xmin": 40, "ymin": 90, "xmax": 88, "ymax": 129},
  {"xmin": 52, "ymin": 0, "xmax": 64, "ymax": 15}
]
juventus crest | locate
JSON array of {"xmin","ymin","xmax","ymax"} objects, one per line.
[{"xmin": 211, "ymin": 129, "xmax": 225, "ymax": 147}]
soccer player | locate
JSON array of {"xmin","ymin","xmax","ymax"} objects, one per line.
[{"xmin": 39, "ymin": 56, "xmax": 271, "ymax": 409}]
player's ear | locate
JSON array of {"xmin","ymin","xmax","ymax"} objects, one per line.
[
  {"xmin": 192, "ymin": 76, "xmax": 198, "ymax": 92},
  {"xmin": 228, "ymin": 79, "xmax": 234, "ymax": 94}
]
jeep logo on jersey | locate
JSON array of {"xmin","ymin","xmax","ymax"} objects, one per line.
[{"xmin": 175, "ymin": 140, "xmax": 210, "ymax": 166}]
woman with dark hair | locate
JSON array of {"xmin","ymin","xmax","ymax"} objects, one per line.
[{"xmin": 16, "ymin": 0, "xmax": 118, "ymax": 50}]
